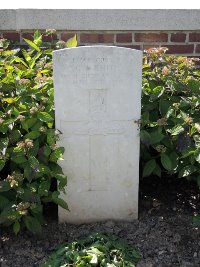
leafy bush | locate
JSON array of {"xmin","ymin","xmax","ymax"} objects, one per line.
[
  {"xmin": 141, "ymin": 47, "xmax": 200, "ymax": 186},
  {"xmin": 0, "ymin": 31, "xmax": 77, "ymax": 234},
  {"xmin": 41, "ymin": 233, "xmax": 140, "ymax": 267}
]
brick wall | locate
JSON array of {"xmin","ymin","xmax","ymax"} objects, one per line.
[{"xmin": 1, "ymin": 30, "xmax": 200, "ymax": 56}]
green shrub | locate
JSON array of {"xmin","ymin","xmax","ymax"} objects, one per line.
[
  {"xmin": 41, "ymin": 233, "xmax": 140, "ymax": 267},
  {"xmin": 0, "ymin": 31, "xmax": 77, "ymax": 234},
  {"xmin": 141, "ymin": 47, "xmax": 200, "ymax": 186}
]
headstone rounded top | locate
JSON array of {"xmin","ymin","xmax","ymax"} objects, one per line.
[{"xmin": 53, "ymin": 45, "xmax": 143, "ymax": 55}]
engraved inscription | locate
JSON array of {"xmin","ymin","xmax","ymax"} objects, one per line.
[{"xmin": 67, "ymin": 56, "xmax": 121, "ymax": 86}]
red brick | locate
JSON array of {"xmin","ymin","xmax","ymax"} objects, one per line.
[
  {"xmin": 116, "ymin": 33, "xmax": 132, "ymax": 43},
  {"xmin": 196, "ymin": 45, "xmax": 200, "ymax": 53},
  {"xmin": 189, "ymin": 33, "xmax": 200, "ymax": 42},
  {"xmin": 118, "ymin": 45, "xmax": 141, "ymax": 50},
  {"xmin": 163, "ymin": 45, "xmax": 194, "ymax": 54},
  {"xmin": 61, "ymin": 33, "xmax": 76, "ymax": 41},
  {"xmin": 171, "ymin": 33, "xmax": 186, "ymax": 42},
  {"xmin": 3, "ymin": 32, "xmax": 20, "ymax": 42},
  {"xmin": 135, "ymin": 33, "xmax": 168, "ymax": 42},
  {"xmin": 42, "ymin": 33, "xmax": 58, "ymax": 42},
  {"xmin": 22, "ymin": 32, "xmax": 34, "ymax": 40},
  {"xmin": 80, "ymin": 33, "xmax": 114, "ymax": 43}
]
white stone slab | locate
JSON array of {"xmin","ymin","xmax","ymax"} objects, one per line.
[
  {"xmin": 3, "ymin": 9, "xmax": 200, "ymax": 31},
  {"xmin": 53, "ymin": 46, "xmax": 142, "ymax": 224}
]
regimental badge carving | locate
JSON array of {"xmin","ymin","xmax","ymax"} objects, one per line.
[{"xmin": 89, "ymin": 89, "xmax": 107, "ymax": 116}]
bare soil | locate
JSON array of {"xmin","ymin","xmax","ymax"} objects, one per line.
[{"xmin": 0, "ymin": 177, "xmax": 200, "ymax": 267}]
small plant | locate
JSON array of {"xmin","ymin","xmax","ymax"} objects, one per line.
[
  {"xmin": 41, "ymin": 233, "xmax": 140, "ymax": 267},
  {"xmin": 0, "ymin": 31, "xmax": 77, "ymax": 234},
  {"xmin": 193, "ymin": 214, "xmax": 200, "ymax": 226},
  {"xmin": 141, "ymin": 47, "xmax": 200, "ymax": 186}
]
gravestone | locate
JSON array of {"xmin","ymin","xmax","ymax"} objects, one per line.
[{"xmin": 53, "ymin": 46, "xmax": 142, "ymax": 223}]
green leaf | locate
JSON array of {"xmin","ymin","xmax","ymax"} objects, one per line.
[
  {"xmin": 30, "ymin": 52, "xmax": 42, "ymax": 69},
  {"xmin": 0, "ymin": 124, "xmax": 9, "ymax": 134},
  {"xmin": 27, "ymin": 140, "xmax": 39, "ymax": 157},
  {"xmin": 50, "ymin": 147, "xmax": 64, "ymax": 162},
  {"xmin": 49, "ymin": 162, "xmax": 63, "ymax": 174},
  {"xmin": 21, "ymin": 189, "xmax": 40, "ymax": 203},
  {"xmin": 12, "ymin": 107, "xmax": 20, "ymax": 117},
  {"xmin": 0, "ymin": 137, "xmax": 9, "ymax": 150},
  {"xmin": 9, "ymin": 130, "xmax": 21, "ymax": 143},
  {"xmin": 10, "ymin": 56, "xmax": 29, "ymax": 68},
  {"xmin": 0, "ymin": 206, "xmax": 20, "ymax": 224},
  {"xmin": 170, "ymin": 152, "xmax": 179, "ymax": 170},
  {"xmin": 25, "ymin": 131, "xmax": 40, "ymax": 139},
  {"xmin": 38, "ymin": 180, "xmax": 51, "ymax": 196},
  {"xmin": 40, "ymin": 164, "xmax": 51, "ymax": 175},
  {"xmin": 47, "ymin": 129, "xmax": 56, "ymax": 145},
  {"xmin": 0, "ymin": 195, "xmax": 10, "ymax": 210},
  {"xmin": 0, "ymin": 160, "xmax": 5, "ymax": 171},
  {"xmin": 31, "ymin": 121, "xmax": 43, "ymax": 131},
  {"xmin": 149, "ymin": 130, "xmax": 164, "ymax": 144},
  {"xmin": 178, "ymin": 165, "xmax": 197, "ymax": 178},
  {"xmin": 22, "ymin": 49, "xmax": 31, "ymax": 62},
  {"xmin": 33, "ymin": 31, "xmax": 42, "ymax": 46},
  {"xmin": 24, "ymin": 164, "xmax": 34, "ymax": 182},
  {"xmin": 66, "ymin": 35, "xmax": 77, "ymax": 48},
  {"xmin": 37, "ymin": 112, "xmax": 53, "ymax": 122},
  {"xmin": 188, "ymin": 79, "xmax": 200, "ymax": 93},
  {"xmin": 43, "ymin": 145, "xmax": 51, "ymax": 157},
  {"xmin": 161, "ymin": 154, "xmax": 172, "ymax": 171},
  {"xmin": 2, "ymin": 97, "xmax": 19, "ymax": 104},
  {"xmin": 0, "ymin": 181, "xmax": 11, "ymax": 192},
  {"xmin": 140, "ymin": 130, "xmax": 151, "ymax": 146},
  {"xmin": 153, "ymin": 164, "xmax": 161, "ymax": 177},
  {"xmin": 23, "ymin": 38, "xmax": 40, "ymax": 52},
  {"xmin": 141, "ymin": 111, "xmax": 149, "ymax": 126},
  {"xmin": 143, "ymin": 159, "xmax": 156, "ymax": 177},
  {"xmin": 53, "ymin": 196, "xmax": 69, "ymax": 210},
  {"xmin": 24, "ymin": 216, "xmax": 42, "ymax": 234},
  {"xmin": 13, "ymin": 221, "xmax": 20, "ymax": 235},
  {"xmin": 159, "ymin": 99, "xmax": 171, "ymax": 116},
  {"xmin": 22, "ymin": 118, "xmax": 37, "ymax": 131},
  {"xmin": 166, "ymin": 108, "xmax": 174, "ymax": 119},
  {"xmin": 28, "ymin": 156, "xmax": 40, "ymax": 172},
  {"xmin": 181, "ymin": 149, "xmax": 196, "ymax": 159},
  {"xmin": 180, "ymin": 110, "xmax": 189, "ymax": 122},
  {"xmin": 30, "ymin": 203, "xmax": 43, "ymax": 215},
  {"xmin": 55, "ymin": 174, "xmax": 67, "ymax": 190},
  {"xmin": 169, "ymin": 125, "xmax": 184, "ymax": 136},
  {"xmin": 11, "ymin": 155, "xmax": 27, "ymax": 164}
]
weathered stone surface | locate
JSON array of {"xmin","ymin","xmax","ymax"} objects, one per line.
[{"xmin": 53, "ymin": 46, "xmax": 142, "ymax": 223}]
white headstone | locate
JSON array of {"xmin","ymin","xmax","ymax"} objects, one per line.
[{"xmin": 53, "ymin": 46, "xmax": 142, "ymax": 224}]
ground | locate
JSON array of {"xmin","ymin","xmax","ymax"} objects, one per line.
[{"xmin": 0, "ymin": 177, "xmax": 200, "ymax": 267}]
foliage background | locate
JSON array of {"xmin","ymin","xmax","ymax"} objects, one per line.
[
  {"xmin": 141, "ymin": 47, "xmax": 200, "ymax": 186},
  {"xmin": 0, "ymin": 31, "xmax": 76, "ymax": 234},
  {"xmin": 0, "ymin": 32, "xmax": 199, "ymax": 234}
]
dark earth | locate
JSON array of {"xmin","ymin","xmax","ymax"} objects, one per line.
[{"xmin": 0, "ymin": 177, "xmax": 200, "ymax": 267}]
